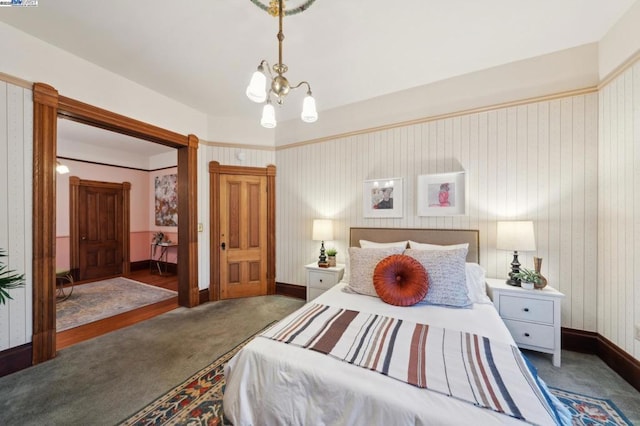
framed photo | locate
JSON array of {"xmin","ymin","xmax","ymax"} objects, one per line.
[
  {"xmin": 417, "ymin": 172, "xmax": 466, "ymax": 216},
  {"xmin": 363, "ymin": 178, "xmax": 403, "ymax": 218}
]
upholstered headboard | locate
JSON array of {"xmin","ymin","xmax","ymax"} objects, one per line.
[{"xmin": 349, "ymin": 227, "xmax": 479, "ymax": 263}]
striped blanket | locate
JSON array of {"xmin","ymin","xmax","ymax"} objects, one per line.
[{"xmin": 260, "ymin": 303, "xmax": 560, "ymax": 425}]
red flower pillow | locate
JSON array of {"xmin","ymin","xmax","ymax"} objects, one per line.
[{"xmin": 373, "ymin": 255, "xmax": 429, "ymax": 306}]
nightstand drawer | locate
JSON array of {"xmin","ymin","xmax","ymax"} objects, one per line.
[
  {"xmin": 503, "ymin": 319, "xmax": 555, "ymax": 349},
  {"xmin": 308, "ymin": 270, "xmax": 337, "ymax": 290},
  {"xmin": 498, "ymin": 295, "xmax": 553, "ymax": 324}
]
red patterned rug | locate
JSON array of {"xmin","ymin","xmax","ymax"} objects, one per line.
[{"xmin": 120, "ymin": 323, "xmax": 632, "ymax": 426}]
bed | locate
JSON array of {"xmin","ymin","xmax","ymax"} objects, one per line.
[{"xmin": 223, "ymin": 228, "xmax": 569, "ymax": 425}]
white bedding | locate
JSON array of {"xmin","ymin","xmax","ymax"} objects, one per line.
[{"xmin": 224, "ymin": 283, "xmax": 565, "ymax": 425}]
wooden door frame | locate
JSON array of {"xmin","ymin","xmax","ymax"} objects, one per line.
[
  {"xmin": 208, "ymin": 161, "xmax": 276, "ymax": 301},
  {"xmin": 69, "ymin": 177, "xmax": 131, "ymax": 280},
  {"xmin": 32, "ymin": 83, "xmax": 199, "ymax": 365}
]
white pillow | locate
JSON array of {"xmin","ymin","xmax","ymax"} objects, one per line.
[
  {"xmin": 465, "ymin": 263, "xmax": 491, "ymax": 304},
  {"xmin": 346, "ymin": 246, "xmax": 405, "ymax": 297},
  {"xmin": 408, "ymin": 241, "xmax": 469, "ymax": 251},
  {"xmin": 404, "ymin": 248, "xmax": 472, "ymax": 308},
  {"xmin": 359, "ymin": 240, "xmax": 408, "ymax": 249}
]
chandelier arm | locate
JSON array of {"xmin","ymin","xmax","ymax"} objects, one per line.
[
  {"xmin": 290, "ymin": 81, "xmax": 313, "ymax": 94},
  {"xmin": 259, "ymin": 59, "xmax": 274, "ymax": 79}
]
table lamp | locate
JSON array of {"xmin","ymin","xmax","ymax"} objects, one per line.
[
  {"xmin": 312, "ymin": 219, "xmax": 334, "ymax": 268},
  {"xmin": 496, "ymin": 221, "xmax": 536, "ymax": 286}
]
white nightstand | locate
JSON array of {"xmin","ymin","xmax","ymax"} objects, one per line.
[
  {"xmin": 305, "ymin": 263, "xmax": 345, "ymax": 302},
  {"xmin": 486, "ymin": 278, "xmax": 565, "ymax": 367}
]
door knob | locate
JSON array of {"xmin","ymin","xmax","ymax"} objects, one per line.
[{"xmin": 81, "ymin": 236, "xmax": 87, "ymax": 240}]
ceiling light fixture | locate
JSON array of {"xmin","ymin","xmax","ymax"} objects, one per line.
[
  {"xmin": 56, "ymin": 160, "xmax": 69, "ymax": 175},
  {"xmin": 246, "ymin": 0, "xmax": 318, "ymax": 128}
]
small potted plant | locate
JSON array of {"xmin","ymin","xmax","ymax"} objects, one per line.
[
  {"xmin": 0, "ymin": 248, "xmax": 25, "ymax": 305},
  {"xmin": 325, "ymin": 248, "xmax": 337, "ymax": 267},
  {"xmin": 512, "ymin": 268, "xmax": 542, "ymax": 290}
]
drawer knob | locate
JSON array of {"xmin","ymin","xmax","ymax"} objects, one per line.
[
  {"xmin": 524, "ymin": 333, "xmax": 530, "ymax": 337},
  {"xmin": 523, "ymin": 308, "xmax": 529, "ymax": 312}
]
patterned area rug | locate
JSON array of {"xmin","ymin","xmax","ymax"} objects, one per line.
[
  {"xmin": 120, "ymin": 325, "xmax": 632, "ymax": 426},
  {"xmin": 119, "ymin": 326, "xmax": 269, "ymax": 426},
  {"xmin": 56, "ymin": 277, "xmax": 177, "ymax": 331},
  {"xmin": 550, "ymin": 388, "xmax": 633, "ymax": 425}
]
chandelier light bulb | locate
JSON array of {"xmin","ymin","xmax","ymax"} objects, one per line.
[
  {"xmin": 301, "ymin": 94, "xmax": 318, "ymax": 123},
  {"xmin": 260, "ymin": 102, "xmax": 277, "ymax": 128},
  {"xmin": 246, "ymin": 70, "xmax": 267, "ymax": 103}
]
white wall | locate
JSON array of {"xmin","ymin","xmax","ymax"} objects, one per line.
[
  {"xmin": 276, "ymin": 44, "xmax": 599, "ymax": 147},
  {"xmin": 197, "ymin": 143, "xmax": 275, "ymax": 289},
  {"xmin": 275, "ymin": 92, "xmax": 599, "ymax": 333},
  {"xmin": 598, "ymin": 59, "xmax": 640, "ymax": 359},
  {"xmin": 0, "ymin": 82, "xmax": 32, "ymax": 351}
]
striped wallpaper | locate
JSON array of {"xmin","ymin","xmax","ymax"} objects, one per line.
[
  {"xmin": 275, "ymin": 92, "xmax": 599, "ymax": 333},
  {"xmin": 0, "ymin": 82, "xmax": 33, "ymax": 351},
  {"xmin": 598, "ymin": 60, "xmax": 640, "ymax": 359}
]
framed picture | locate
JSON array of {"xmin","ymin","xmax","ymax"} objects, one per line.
[
  {"xmin": 155, "ymin": 174, "xmax": 178, "ymax": 226},
  {"xmin": 363, "ymin": 178, "xmax": 403, "ymax": 218},
  {"xmin": 417, "ymin": 172, "xmax": 466, "ymax": 216}
]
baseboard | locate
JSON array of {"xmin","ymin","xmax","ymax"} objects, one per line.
[
  {"xmin": 0, "ymin": 343, "xmax": 32, "ymax": 377},
  {"xmin": 130, "ymin": 260, "xmax": 150, "ymax": 271},
  {"xmin": 562, "ymin": 328, "xmax": 640, "ymax": 392},
  {"xmin": 199, "ymin": 288, "xmax": 210, "ymax": 305},
  {"xmin": 275, "ymin": 282, "xmax": 306, "ymax": 300}
]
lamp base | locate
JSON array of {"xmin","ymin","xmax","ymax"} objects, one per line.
[
  {"xmin": 317, "ymin": 240, "xmax": 329, "ymax": 268},
  {"xmin": 506, "ymin": 251, "xmax": 522, "ymax": 286}
]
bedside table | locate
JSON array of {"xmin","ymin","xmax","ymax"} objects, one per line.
[
  {"xmin": 486, "ymin": 278, "xmax": 564, "ymax": 367},
  {"xmin": 305, "ymin": 263, "xmax": 345, "ymax": 302}
]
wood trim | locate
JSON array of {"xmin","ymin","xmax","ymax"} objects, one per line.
[
  {"xmin": 598, "ymin": 48, "xmax": 640, "ymax": 89},
  {"xmin": 275, "ymin": 282, "xmax": 306, "ymax": 300},
  {"xmin": 32, "ymin": 83, "xmax": 200, "ymax": 364},
  {"xmin": 56, "ymin": 298, "xmax": 178, "ymax": 350},
  {"xmin": 57, "ymin": 95, "xmax": 189, "ymax": 148},
  {"xmin": 266, "ymin": 165, "xmax": 276, "ymax": 295},
  {"xmin": 200, "ymin": 139, "xmax": 275, "ymax": 151},
  {"xmin": 562, "ymin": 328, "xmax": 640, "ymax": 392},
  {"xmin": 32, "ymin": 83, "xmax": 58, "ymax": 364},
  {"xmin": 122, "ymin": 182, "xmax": 131, "ymax": 275},
  {"xmin": 0, "ymin": 343, "xmax": 33, "ymax": 378},
  {"xmin": 0, "ymin": 72, "xmax": 32, "ymax": 89},
  {"xmin": 130, "ymin": 260, "xmax": 150, "ymax": 271},
  {"xmin": 177, "ymin": 134, "xmax": 199, "ymax": 307},
  {"xmin": 208, "ymin": 161, "xmax": 276, "ymax": 300}
]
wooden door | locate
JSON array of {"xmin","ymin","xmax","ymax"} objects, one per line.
[
  {"xmin": 70, "ymin": 177, "xmax": 131, "ymax": 281},
  {"xmin": 209, "ymin": 162, "xmax": 276, "ymax": 301},
  {"xmin": 219, "ymin": 174, "xmax": 267, "ymax": 298}
]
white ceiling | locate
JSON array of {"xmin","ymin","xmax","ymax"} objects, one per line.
[
  {"xmin": 4, "ymin": 0, "xmax": 639, "ymax": 162},
  {"xmin": 1, "ymin": 0, "xmax": 636, "ymax": 126}
]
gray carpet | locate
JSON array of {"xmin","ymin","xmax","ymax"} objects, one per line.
[
  {"xmin": 56, "ymin": 277, "xmax": 177, "ymax": 331},
  {"xmin": 1, "ymin": 295, "xmax": 639, "ymax": 425}
]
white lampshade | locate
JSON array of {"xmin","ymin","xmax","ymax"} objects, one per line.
[
  {"xmin": 496, "ymin": 221, "xmax": 536, "ymax": 251},
  {"xmin": 301, "ymin": 94, "xmax": 318, "ymax": 123},
  {"xmin": 312, "ymin": 219, "xmax": 334, "ymax": 241},
  {"xmin": 260, "ymin": 102, "xmax": 277, "ymax": 128},
  {"xmin": 246, "ymin": 71, "xmax": 267, "ymax": 103},
  {"xmin": 56, "ymin": 161, "xmax": 69, "ymax": 174}
]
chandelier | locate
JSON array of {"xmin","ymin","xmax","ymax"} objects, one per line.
[{"xmin": 246, "ymin": 0, "xmax": 318, "ymax": 128}]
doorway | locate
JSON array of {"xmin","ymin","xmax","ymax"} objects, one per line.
[
  {"xmin": 32, "ymin": 82, "xmax": 199, "ymax": 364},
  {"xmin": 69, "ymin": 177, "xmax": 130, "ymax": 281},
  {"xmin": 209, "ymin": 161, "xmax": 276, "ymax": 300}
]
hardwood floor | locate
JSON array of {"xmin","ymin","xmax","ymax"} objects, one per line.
[{"xmin": 56, "ymin": 269, "xmax": 179, "ymax": 351}]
